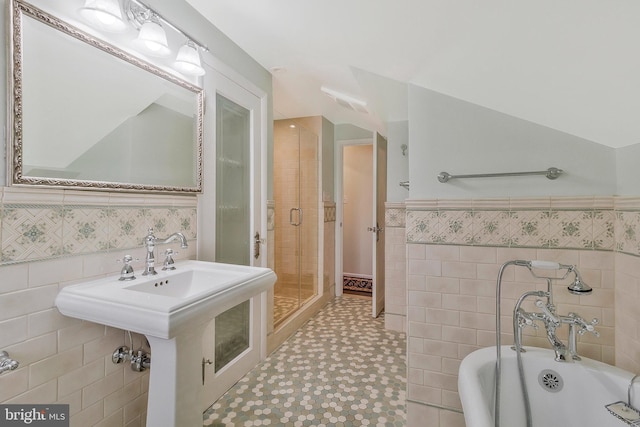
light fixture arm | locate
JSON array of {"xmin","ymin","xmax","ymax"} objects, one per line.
[{"xmin": 125, "ymin": 0, "xmax": 209, "ymax": 52}]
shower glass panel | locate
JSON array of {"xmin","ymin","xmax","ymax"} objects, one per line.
[
  {"xmin": 215, "ymin": 94, "xmax": 250, "ymax": 266},
  {"xmin": 273, "ymin": 120, "xmax": 318, "ymax": 327}
]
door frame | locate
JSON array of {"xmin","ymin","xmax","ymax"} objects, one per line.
[
  {"xmin": 372, "ymin": 132, "xmax": 387, "ymax": 317},
  {"xmin": 335, "ymin": 134, "xmax": 387, "ymax": 316},
  {"xmin": 334, "ymin": 138, "xmax": 373, "ymax": 297},
  {"xmin": 197, "ymin": 60, "xmax": 269, "ymax": 410},
  {"xmin": 197, "ymin": 66, "xmax": 268, "ymax": 269}
]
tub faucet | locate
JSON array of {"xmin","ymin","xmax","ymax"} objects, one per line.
[
  {"xmin": 560, "ymin": 312, "xmax": 600, "ymax": 361},
  {"xmin": 517, "ymin": 295, "xmax": 599, "ymax": 362},
  {"xmin": 142, "ymin": 228, "xmax": 188, "ymax": 276},
  {"xmin": 535, "ymin": 299, "xmax": 572, "ymax": 362},
  {"xmin": 514, "ymin": 292, "xmax": 572, "ymax": 361}
]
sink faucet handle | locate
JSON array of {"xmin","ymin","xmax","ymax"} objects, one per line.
[
  {"xmin": 162, "ymin": 248, "xmax": 178, "ymax": 270},
  {"xmin": 117, "ymin": 255, "xmax": 139, "ymax": 281}
]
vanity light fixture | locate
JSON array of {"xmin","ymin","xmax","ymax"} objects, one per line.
[
  {"xmin": 174, "ymin": 40, "xmax": 205, "ymax": 76},
  {"xmin": 79, "ymin": 0, "xmax": 127, "ymax": 32},
  {"xmin": 133, "ymin": 18, "xmax": 171, "ymax": 57},
  {"xmin": 80, "ymin": 0, "xmax": 209, "ymax": 75},
  {"xmin": 126, "ymin": 0, "xmax": 208, "ymax": 73}
]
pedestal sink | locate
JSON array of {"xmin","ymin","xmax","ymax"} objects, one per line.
[{"xmin": 55, "ymin": 260, "xmax": 276, "ymax": 427}]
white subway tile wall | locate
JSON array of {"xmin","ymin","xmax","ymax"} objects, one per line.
[
  {"xmin": 398, "ymin": 196, "xmax": 640, "ymax": 427},
  {"xmin": 0, "ymin": 187, "xmax": 198, "ymax": 426}
]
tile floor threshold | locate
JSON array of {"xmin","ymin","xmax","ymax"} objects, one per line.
[{"xmin": 204, "ymin": 295, "xmax": 407, "ymax": 426}]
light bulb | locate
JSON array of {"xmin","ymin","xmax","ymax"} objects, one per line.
[
  {"xmin": 174, "ymin": 41, "xmax": 205, "ymax": 76},
  {"xmin": 79, "ymin": 0, "xmax": 127, "ymax": 32},
  {"xmin": 133, "ymin": 21, "xmax": 170, "ymax": 57}
]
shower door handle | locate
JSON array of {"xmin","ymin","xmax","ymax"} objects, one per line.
[{"xmin": 289, "ymin": 208, "xmax": 302, "ymax": 226}]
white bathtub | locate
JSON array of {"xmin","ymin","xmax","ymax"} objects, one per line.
[{"xmin": 459, "ymin": 346, "xmax": 638, "ymax": 427}]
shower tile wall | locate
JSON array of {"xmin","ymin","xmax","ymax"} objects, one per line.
[
  {"xmin": 400, "ymin": 196, "xmax": 640, "ymax": 427},
  {"xmin": 0, "ymin": 187, "xmax": 198, "ymax": 426}
]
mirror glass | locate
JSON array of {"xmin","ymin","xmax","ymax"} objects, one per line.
[{"xmin": 10, "ymin": 1, "xmax": 203, "ymax": 192}]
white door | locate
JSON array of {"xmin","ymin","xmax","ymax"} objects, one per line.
[
  {"xmin": 198, "ymin": 66, "xmax": 268, "ymax": 409},
  {"xmin": 198, "ymin": 69, "xmax": 267, "ymax": 267},
  {"xmin": 371, "ymin": 132, "xmax": 387, "ymax": 317}
]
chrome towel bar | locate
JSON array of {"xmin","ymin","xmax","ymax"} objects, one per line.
[{"xmin": 437, "ymin": 167, "xmax": 563, "ymax": 183}]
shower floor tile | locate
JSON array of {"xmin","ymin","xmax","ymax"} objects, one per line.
[{"xmin": 203, "ymin": 296, "xmax": 407, "ymax": 426}]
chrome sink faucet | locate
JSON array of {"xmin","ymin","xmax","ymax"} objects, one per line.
[{"xmin": 142, "ymin": 228, "xmax": 188, "ymax": 275}]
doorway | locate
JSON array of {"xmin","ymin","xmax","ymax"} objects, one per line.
[
  {"xmin": 272, "ymin": 119, "xmax": 320, "ymax": 327},
  {"xmin": 342, "ymin": 144, "xmax": 373, "ymax": 297},
  {"xmin": 335, "ymin": 133, "xmax": 387, "ymax": 317}
]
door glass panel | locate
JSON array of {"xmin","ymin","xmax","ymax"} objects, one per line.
[
  {"xmin": 216, "ymin": 94, "xmax": 250, "ymax": 265},
  {"xmin": 214, "ymin": 300, "xmax": 250, "ymax": 372}
]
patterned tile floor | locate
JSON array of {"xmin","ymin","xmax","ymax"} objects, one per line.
[
  {"xmin": 273, "ymin": 295, "xmax": 299, "ymax": 325},
  {"xmin": 204, "ymin": 296, "xmax": 407, "ymax": 426}
]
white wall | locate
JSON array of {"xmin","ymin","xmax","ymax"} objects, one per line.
[
  {"xmin": 408, "ymin": 85, "xmax": 617, "ymax": 199},
  {"xmin": 616, "ymin": 142, "xmax": 640, "ymax": 195},
  {"xmin": 335, "ymin": 123, "xmax": 372, "ymax": 141},
  {"xmin": 343, "ymin": 145, "xmax": 373, "ymax": 276},
  {"xmin": 386, "ymin": 121, "xmax": 409, "ymax": 202}
]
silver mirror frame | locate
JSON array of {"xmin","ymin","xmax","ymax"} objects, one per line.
[{"xmin": 8, "ymin": 0, "xmax": 204, "ymax": 193}]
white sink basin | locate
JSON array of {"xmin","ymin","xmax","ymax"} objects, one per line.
[
  {"xmin": 124, "ymin": 269, "xmax": 243, "ymax": 298},
  {"xmin": 55, "ymin": 260, "xmax": 276, "ymax": 338},
  {"xmin": 55, "ymin": 259, "xmax": 277, "ymax": 427}
]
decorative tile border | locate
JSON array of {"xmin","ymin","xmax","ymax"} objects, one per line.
[
  {"xmin": 404, "ymin": 197, "xmax": 640, "ymax": 257},
  {"xmin": 324, "ymin": 202, "xmax": 336, "ymax": 223},
  {"xmin": 0, "ymin": 201, "xmax": 197, "ymax": 264},
  {"xmin": 616, "ymin": 210, "xmax": 640, "ymax": 255},
  {"xmin": 385, "ymin": 203, "xmax": 406, "ymax": 228}
]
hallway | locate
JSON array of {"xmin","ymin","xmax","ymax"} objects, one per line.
[{"xmin": 204, "ymin": 296, "xmax": 407, "ymax": 426}]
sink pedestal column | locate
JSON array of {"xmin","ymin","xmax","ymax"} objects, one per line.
[{"xmin": 145, "ymin": 326, "xmax": 207, "ymax": 427}]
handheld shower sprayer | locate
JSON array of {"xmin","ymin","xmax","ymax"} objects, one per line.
[
  {"xmin": 566, "ymin": 266, "xmax": 592, "ymax": 295},
  {"xmin": 524, "ymin": 261, "xmax": 592, "ymax": 295}
]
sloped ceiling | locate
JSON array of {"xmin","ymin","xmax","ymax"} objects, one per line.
[{"xmin": 186, "ymin": 0, "xmax": 640, "ymax": 148}]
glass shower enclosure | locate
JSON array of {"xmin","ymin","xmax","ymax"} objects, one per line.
[{"xmin": 273, "ymin": 119, "xmax": 319, "ymax": 327}]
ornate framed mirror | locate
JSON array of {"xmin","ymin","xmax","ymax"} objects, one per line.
[{"xmin": 8, "ymin": 0, "xmax": 204, "ymax": 192}]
